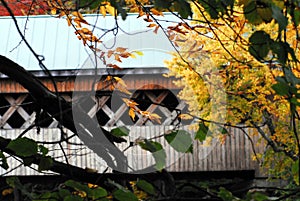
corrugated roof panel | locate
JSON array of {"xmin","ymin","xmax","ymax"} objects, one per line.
[{"xmin": 0, "ymin": 13, "xmax": 179, "ymax": 71}]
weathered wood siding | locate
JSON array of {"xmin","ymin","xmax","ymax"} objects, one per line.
[{"xmin": 0, "ymin": 127, "xmax": 264, "ymax": 176}]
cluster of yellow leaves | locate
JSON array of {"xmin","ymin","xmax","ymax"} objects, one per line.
[
  {"xmin": 165, "ymin": 1, "xmax": 300, "ymax": 180},
  {"xmin": 123, "ymin": 98, "xmax": 161, "ymax": 124},
  {"xmin": 99, "ymin": 2, "xmax": 117, "ymax": 17}
]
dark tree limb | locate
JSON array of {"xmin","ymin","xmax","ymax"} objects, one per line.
[{"xmin": 0, "ymin": 55, "xmax": 127, "ymax": 172}]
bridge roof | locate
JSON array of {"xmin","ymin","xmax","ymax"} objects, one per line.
[{"xmin": 0, "ymin": 13, "xmax": 178, "ymax": 71}]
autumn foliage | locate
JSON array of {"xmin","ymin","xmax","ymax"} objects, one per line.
[{"xmin": 0, "ymin": 0, "xmax": 49, "ymax": 16}]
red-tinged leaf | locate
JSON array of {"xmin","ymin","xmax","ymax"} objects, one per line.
[
  {"xmin": 154, "ymin": 25, "xmax": 159, "ymax": 34},
  {"xmin": 144, "ymin": 18, "xmax": 153, "ymax": 22},
  {"xmin": 168, "ymin": 33, "xmax": 175, "ymax": 41},
  {"xmin": 99, "ymin": 51, "xmax": 105, "ymax": 58},
  {"xmin": 107, "ymin": 64, "xmax": 122, "ymax": 70},
  {"xmin": 120, "ymin": 52, "xmax": 131, "ymax": 58}
]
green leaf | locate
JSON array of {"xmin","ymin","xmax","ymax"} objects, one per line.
[
  {"xmin": 221, "ymin": 127, "xmax": 229, "ymax": 135},
  {"xmin": 58, "ymin": 189, "xmax": 72, "ymax": 198},
  {"xmin": 6, "ymin": 177, "xmax": 19, "ymax": 188},
  {"xmin": 154, "ymin": 0, "xmax": 172, "ymax": 9},
  {"xmin": 283, "ymin": 67, "xmax": 300, "ymax": 85},
  {"xmin": 270, "ymin": 41, "xmax": 288, "ymax": 64},
  {"xmin": 195, "ymin": 122, "xmax": 209, "ymax": 142},
  {"xmin": 89, "ymin": 187, "xmax": 107, "ymax": 199},
  {"xmin": 23, "ymin": 157, "xmax": 35, "ymax": 166},
  {"xmin": 218, "ymin": 187, "xmax": 234, "ymax": 201},
  {"xmin": 110, "ymin": 0, "xmax": 127, "ymax": 20},
  {"xmin": 271, "ymin": 82, "xmax": 290, "ymax": 96},
  {"xmin": 64, "ymin": 195, "xmax": 84, "ymax": 201},
  {"xmin": 152, "ymin": 149, "xmax": 166, "ymax": 170},
  {"xmin": 292, "ymin": 160, "xmax": 299, "ymax": 185},
  {"xmin": 139, "ymin": 140, "xmax": 163, "ymax": 153},
  {"xmin": 79, "ymin": 0, "xmax": 99, "ymax": 10},
  {"xmin": 244, "ymin": 1, "xmax": 263, "ymax": 25},
  {"xmin": 199, "ymin": 0, "xmax": 219, "ymax": 19},
  {"xmin": 64, "ymin": 180, "xmax": 89, "ymax": 193},
  {"xmin": 111, "ymin": 126, "xmax": 129, "ymax": 137},
  {"xmin": 164, "ymin": 130, "xmax": 193, "ymax": 153},
  {"xmin": 7, "ymin": 137, "xmax": 38, "ymax": 157},
  {"xmin": 174, "ymin": 0, "xmax": 193, "ymax": 18},
  {"xmin": 272, "ymin": 4, "xmax": 288, "ymax": 31},
  {"xmin": 139, "ymin": 140, "xmax": 166, "ymax": 170},
  {"xmin": 136, "ymin": 180, "xmax": 156, "ymax": 195},
  {"xmin": 38, "ymin": 145, "xmax": 49, "ymax": 156},
  {"xmin": 249, "ymin": 31, "xmax": 272, "ymax": 61},
  {"xmin": 251, "ymin": 192, "xmax": 269, "ymax": 201},
  {"xmin": 107, "ymin": 179, "xmax": 126, "ymax": 190},
  {"xmin": 113, "ymin": 189, "xmax": 138, "ymax": 201},
  {"xmin": 0, "ymin": 151, "xmax": 8, "ymax": 170},
  {"xmin": 33, "ymin": 192, "xmax": 51, "ymax": 201},
  {"xmin": 38, "ymin": 156, "xmax": 53, "ymax": 171},
  {"xmin": 293, "ymin": 9, "xmax": 300, "ymax": 26}
]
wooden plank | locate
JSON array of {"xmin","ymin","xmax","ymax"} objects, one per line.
[{"xmin": 0, "ymin": 95, "xmax": 27, "ymax": 128}]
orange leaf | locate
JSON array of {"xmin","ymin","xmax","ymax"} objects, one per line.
[
  {"xmin": 147, "ymin": 23, "xmax": 157, "ymax": 28},
  {"xmin": 107, "ymin": 64, "xmax": 122, "ymax": 70},
  {"xmin": 116, "ymin": 47, "xmax": 127, "ymax": 53},
  {"xmin": 144, "ymin": 18, "xmax": 153, "ymax": 22},
  {"xmin": 81, "ymin": 28, "xmax": 92, "ymax": 35},
  {"xmin": 107, "ymin": 50, "xmax": 114, "ymax": 58},
  {"xmin": 114, "ymin": 54, "xmax": 122, "ymax": 62},
  {"xmin": 129, "ymin": 108, "xmax": 136, "ymax": 120},
  {"xmin": 66, "ymin": 17, "xmax": 72, "ymax": 26},
  {"xmin": 120, "ymin": 52, "xmax": 131, "ymax": 58},
  {"xmin": 151, "ymin": 8, "xmax": 163, "ymax": 16}
]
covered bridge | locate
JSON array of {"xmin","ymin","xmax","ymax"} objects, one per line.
[{"xmin": 0, "ymin": 14, "xmax": 262, "ymax": 177}]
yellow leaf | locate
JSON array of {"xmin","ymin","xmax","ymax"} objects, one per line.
[
  {"xmin": 106, "ymin": 4, "xmax": 116, "ymax": 16},
  {"xmin": 88, "ymin": 183, "xmax": 98, "ymax": 188},
  {"xmin": 134, "ymin": 51, "xmax": 144, "ymax": 56},
  {"xmin": 50, "ymin": 8, "xmax": 56, "ymax": 15},
  {"xmin": 129, "ymin": 108, "xmax": 136, "ymax": 120},
  {"xmin": 2, "ymin": 188, "xmax": 13, "ymax": 196},
  {"xmin": 150, "ymin": 113, "xmax": 161, "ymax": 119},
  {"xmin": 100, "ymin": 6, "xmax": 106, "ymax": 17},
  {"xmin": 114, "ymin": 76, "xmax": 126, "ymax": 86},
  {"xmin": 130, "ymin": 53, "xmax": 137, "ymax": 58},
  {"xmin": 178, "ymin": 114, "xmax": 193, "ymax": 120},
  {"xmin": 123, "ymin": 98, "xmax": 139, "ymax": 107}
]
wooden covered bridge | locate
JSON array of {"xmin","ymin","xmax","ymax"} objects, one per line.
[{"xmin": 0, "ymin": 14, "xmax": 263, "ymax": 177}]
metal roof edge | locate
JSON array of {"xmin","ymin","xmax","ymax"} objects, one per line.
[
  {"xmin": 0, "ymin": 12, "xmax": 176, "ymax": 19},
  {"xmin": 0, "ymin": 67, "xmax": 169, "ymax": 78}
]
